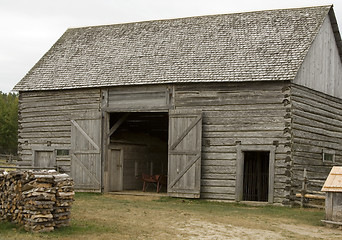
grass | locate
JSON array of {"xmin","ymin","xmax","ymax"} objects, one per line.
[{"xmin": 0, "ymin": 193, "xmax": 339, "ymax": 240}]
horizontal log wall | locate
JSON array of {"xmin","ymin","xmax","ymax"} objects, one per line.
[
  {"xmin": 18, "ymin": 89, "xmax": 102, "ymax": 175},
  {"xmin": 291, "ymin": 84, "xmax": 342, "ymax": 194},
  {"xmin": 174, "ymin": 81, "xmax": 291, "ymax": 204}
]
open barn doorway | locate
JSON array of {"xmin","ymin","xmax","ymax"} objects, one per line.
[
  {"xmin": 104, "ymin": 112, "xmax": 168, "ymax": 193},
  {"xmin": 243, "ymin": 151, "xmax": 269, "ymax": 202}
]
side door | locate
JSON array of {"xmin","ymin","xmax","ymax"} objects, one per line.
[
  {"xmin": 71, "ymin": 112, "xmax": 101, "ymax": 190},
  {"xmin": 168, "ymin": 109, "xmax": 202, "ymax": 198},
  {"xmin": 108, "ymin": 148, "xmax": 123, "ymax": 191}
]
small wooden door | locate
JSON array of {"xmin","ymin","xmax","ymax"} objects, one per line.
[
  {"xmin": 34, "ymin": 151, "xmax": 55, "ymax": 168},
  {"xmin": 168, "ymin": 109, "xmax": 202, "ymax": 198},
  {"xmin": 71, "ymin": 113, "xmax": 101, "ymax": 190},
  {"xmin": 108, "ymin": 149, "xmax": 123, "ymax": 191}
]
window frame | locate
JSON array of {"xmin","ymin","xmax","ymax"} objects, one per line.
[{"xmin": 323, "ymin": 149, "xmax": 335, "ymax": 163}]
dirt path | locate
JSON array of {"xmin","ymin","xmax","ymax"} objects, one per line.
[{"xmin": 170, "ymin": 219, "xmax": 342, "ymax": 240}]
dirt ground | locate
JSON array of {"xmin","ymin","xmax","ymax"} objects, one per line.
[{"xmin": 169, "ymin": 217, "xmax": 341, "ymax": 240}]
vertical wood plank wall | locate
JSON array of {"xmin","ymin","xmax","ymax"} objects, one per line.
[
  {"xmin": 291, "ymin": 84, "xmax": 342, "ymax": 194},
  {"xmin": 174, "ymin": 82, "xmax": 291, "ymax": 204},
  {"xmin": 294, "ymin": 16, "xmax": 342, "ymax": 99},
  {"xmin": 18, "ymin": 89, "xmax": 101, "ymax": 175}
]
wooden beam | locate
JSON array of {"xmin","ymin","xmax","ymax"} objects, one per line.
[
  {"xmin": 107, "ymin": 113, "xmax": 130, "ymax": 138},
  {"xmin": 295, "ymin": 193, "xmax": 325, "ymax": 200}
]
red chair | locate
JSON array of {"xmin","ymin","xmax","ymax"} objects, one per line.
[{"xmin": 142, "ymin": 173, "xmax": 157, "ymax": 192}]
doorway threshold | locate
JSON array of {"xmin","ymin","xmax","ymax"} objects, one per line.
[
  {"xmin": 240, "ymin": 201, "xmax": 270, "ymax": 206},
  {"xmin": 107, "ymin": 190, "xmax": 168, "ymax": 197}
]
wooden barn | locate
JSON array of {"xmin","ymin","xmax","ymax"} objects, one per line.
[{"xmin": 13, "ymin": 5, "xmax": 342, "ymax": 205}]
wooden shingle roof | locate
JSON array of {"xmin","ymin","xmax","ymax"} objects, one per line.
[{"xmin": 14, "ymin": 5, "xmax": 340, "ymax": 91}]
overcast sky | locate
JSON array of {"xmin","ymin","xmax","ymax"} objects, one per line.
[{"xmin": 0, "ymin": 0, "xmax": 340, "ymax": 93}]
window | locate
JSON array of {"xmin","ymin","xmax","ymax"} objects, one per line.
[
  {"xmin": 323, "ymin": 149, "xmax": 335, "ymax": 163},
  {"xmin": 56, "ymin": 149, "xmax": 70, "ymax": 156}
]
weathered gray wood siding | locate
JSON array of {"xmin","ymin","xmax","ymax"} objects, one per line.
[
  {"xmin": 174, "ymin": 82, "xmax": 291, "ymax": 204},
  {"xmin": 106, "ymin": 85, "xmax": 172, "ymax": 111},
  {"xmin": 294, "ymin": 16, "xmax": 342, "ymax": 98},
  {"xmin": 18, "ymin": 89, "xmax": 101, "ymax": 175},
  {"xmin": 290, "ymin": 84, "xmax": 342, "ymax": 194}
]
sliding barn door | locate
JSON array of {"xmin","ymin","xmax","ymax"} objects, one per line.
[
  {"xmin": 168, "ymin": 109, "xmax": 202, "ymax": 198},
  {"xmin": 71, "ymin": 113, "xmax": 101, "ymax": 190}
]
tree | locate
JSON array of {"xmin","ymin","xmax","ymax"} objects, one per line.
[{"xmin": 0, "ymin": 91, "xmax": 18, "ymax": 155}]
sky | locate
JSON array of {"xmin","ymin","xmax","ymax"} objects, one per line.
[{"xmin": 0, "ymin": 0, "xmax": 341, "ymax": 93}]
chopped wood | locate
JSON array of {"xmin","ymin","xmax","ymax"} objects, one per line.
[{"xmin": 0, "ymin": 170, "xmax": 74, "ymax": 232}]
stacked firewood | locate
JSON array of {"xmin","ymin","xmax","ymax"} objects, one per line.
[
  {"xmin": 22, "ymin": 171, "xmax": 56, "ymax": 232},
  {"xmin": 53, "ymin": 173, "xmax": 74, "ymax": 228},
  {"xmin": 0, "ymin": 170, "xmax": 74, "ymax": 232},
  {"xmin": 0, "ymin": 171, "xmax": 33, "ymax": 224}
]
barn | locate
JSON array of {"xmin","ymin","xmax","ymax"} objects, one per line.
[{"xmin": 13, "ymin": 5, "xmax": 342, "ymax": 205}]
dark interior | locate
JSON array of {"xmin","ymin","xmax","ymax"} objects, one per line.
[
  {"xmin": 109, "ymin": 112, "xmax": 168, "ymax": 192},
  {"xmin": 243, "ymin": 151, "xmax": 269, "ymax": 202},
  {"xmin": 110, "ymin": 112, "xmax": 169, "ymax": 142}
]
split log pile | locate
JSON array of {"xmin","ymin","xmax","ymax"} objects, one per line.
[
  {"xmin": 0, "ymin": 171, "xmax": 31, "ymax": 224},
  {"xmin": 0, "ymin": 170, "xmax": 74, "ymax": 232},
  {"xmin": 53, "ymin": 173, "xmax": 75, "ymax": 228}
]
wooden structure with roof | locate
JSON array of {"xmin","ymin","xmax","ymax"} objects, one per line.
[
  {"xmin": 322, "ymin": 167, "xmax": 342, "ymax": 225},
  {"xmin": 13, "ymin": 5, "xmax": 342, "ymax": 204}
]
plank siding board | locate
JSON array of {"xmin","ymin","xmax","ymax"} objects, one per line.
[
  {"xmin": 291, "ymin": 83, "xmax": 342, "ymax": 196},
  {"xmin": 108, "ymin": 85, "xmax": 170, "ymax": 110},
  {"xmin": 174, "ymin": 82, "xmax": 289, "ymax": 203},
  {"xmin": 17, "ymin": 89, "xmax": 101, "ymax": 177}
]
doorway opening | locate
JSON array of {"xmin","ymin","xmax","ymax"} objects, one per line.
[
  {"xmin": 105, "ymin": 112, "xmax": 168, "ymax": 193},
  {"xmin": 243, "ymin": 151, "xmax": 269, "ymax": 202}
]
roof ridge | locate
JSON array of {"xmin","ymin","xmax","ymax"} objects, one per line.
[{"xmin": 67, "ymin": 5, "xmax": 332, "ymax": 31}]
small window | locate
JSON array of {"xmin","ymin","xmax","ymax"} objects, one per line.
[
  {"xmin": 56, "ymin": 149, "xmax": 70, "ymax": 156},
  {"xmin": 323, "ymin": 149, "xmax": 335, "ymax": 163}
]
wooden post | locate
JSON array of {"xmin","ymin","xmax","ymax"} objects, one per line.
[{"xmin": 301, "ymin": 168, "xmax": 307, "ymax": 207}]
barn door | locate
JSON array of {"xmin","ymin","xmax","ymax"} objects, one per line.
[
  {"xmin": 168, "ymin": 109, "xmax": 202, "ymax": 198},
  {"xmin": 71, "ymin": 113, "xmax": 101, "ymax": 190}
]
